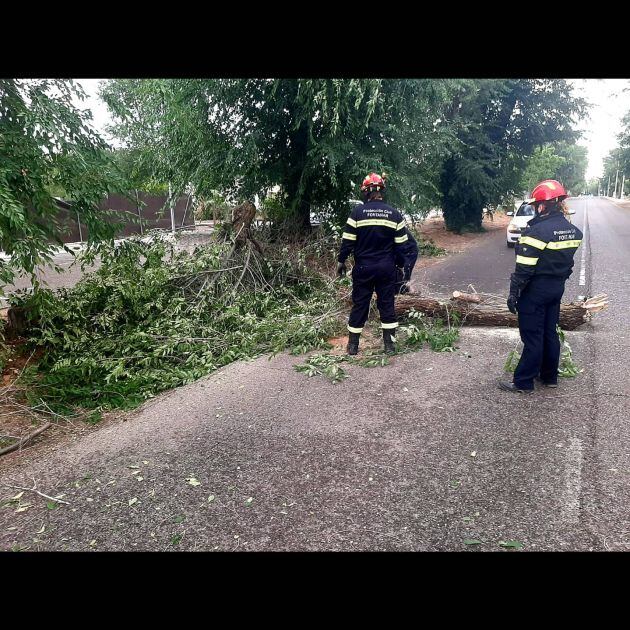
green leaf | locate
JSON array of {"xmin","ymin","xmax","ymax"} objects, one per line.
[{"xmin": 498, "ymin": 540, "xmax": 524, "ymax": 549}]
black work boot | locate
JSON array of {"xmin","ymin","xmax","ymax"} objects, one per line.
[
  {"xmin": 383, "ymin": 329, "xmax": 397, "ymax": 355},
  {"xmin": 535, "ymin": 377, "xmax": 558, "ymax": 389},
  {"xmin": 498, "ymin": 381, "xmax": 534, "ymax": 394},
  {"xmin": 347, "ymin": 332, "xmax": 360, "ymax": 356}
]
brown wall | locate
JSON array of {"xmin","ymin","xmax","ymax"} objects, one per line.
[{"xmin": 54, "ymin": 192, "xmax": 194, "ymax": 243}]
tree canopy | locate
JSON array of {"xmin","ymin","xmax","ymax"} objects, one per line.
[
  {"xmin": 600, "ymin": 104, "xmax": 630, "ymax": 197},
  {"xmin": 0, "ymin": 79, "xmax": 125, "ymax": 289},
  {"xmin": 437, "ymin": 79, "xmax": 587, "ymax": 231},
  {"xmin": 101, "ymin": 79, "xmax": 467, "ymax": 230},
  {"xmin": 520, "ymin": 142, "xmax": 588, "ymax": 196},
  {"xmin": 101, "ymin": 79, "xmax": 588, "ymax": 234}
]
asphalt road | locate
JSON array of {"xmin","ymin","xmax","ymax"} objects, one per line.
[
  {"xmin": 422, "ymin": 200, "xmax": 588, "ymax": 302},
  {"xmin": 0, "ymin": 198, "xmax": 627, "ymax": 551},
  {"xmin": 570, "ymin": 196, "xmax": 630, "ymax": 550},
  {"xmin": 422, "ymin": 196, "xmax": 629, "ymax": 549},
  {"xmin": 2, "ymin": 249, "xmax": 98, "ymax": 300}
]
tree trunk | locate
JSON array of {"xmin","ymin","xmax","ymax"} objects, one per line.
[
  {"xmin": 394, "ymin": 293, "xmax": 608, "ymax": 331},
  {"xmin": 284, "ymin": 120, "xmax": 312, "ymax": 234},
  {"xmin": 296, "ymin": 196, "xmax": 312, "ymax": 233},
  {"xmin": 440, "ymin": 158, "xmax": 465, "ymax": 233},
  {"xmin": 5, "ymin": 306, "xmax": 39, "ymax": 339},
  {"xmin": 464, "ymin": 199, "xmax": 484, "ymax": 231}
]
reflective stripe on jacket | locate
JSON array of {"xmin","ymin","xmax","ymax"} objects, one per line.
[
  {"xmin": 338, "ymin": 201, "xmax": 410, "ymax": 267},
  {"xmin": 510, "ymin": 210, "xmax": 584, "ymax": 294}
]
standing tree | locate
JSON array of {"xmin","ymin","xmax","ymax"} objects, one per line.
[
  {"xmin": 100, "ymin": 79, "xmax": 464, "ymax": 233},
  {"xmin": 519, "ymin": 142, "xmax": 588, "ymax": 196},
  {"xmin": 519, "ymin": 145, "xmax": 567, "ymax": 197},
  {"xmin": 438, "ymin": 79, "xmax": 587, "ymax": 232},
  {"xmin": 0, "ymin": 79, "xmax": 126, "ymax": 290},
  {"xmin": 613, "ymin": 108, "xmax": 630, "ymax": 196},
  {"xmin": 555, "ymin": 142, "xmax": 588, "ymax": 193},
  {"xmin": 586, "ymin": 178, "xmax": 600, "ymax": 195},
  {"xmin": 601, "ymin": 147, "xmax": 627, "ymax": 196}
]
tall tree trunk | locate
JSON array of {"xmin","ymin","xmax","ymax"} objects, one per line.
[
  {"xmin": 464, "ymin": 194, "xmax": 485, "ymax": 231},
  {"xmin": 296, "ymin": 196, "xmax": 312, "ymax": 233},
  {"xmin": 284, "ymin": 120, "xmax": 312, "ymax": 234},
  {"xmin": 441, "ymin": 157, "xmax": 466, "ymax": 233}
]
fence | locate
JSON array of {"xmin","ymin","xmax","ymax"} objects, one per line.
[{"xmin": 56, "ymin": 192, "xmax": 195, "ymax": 243}]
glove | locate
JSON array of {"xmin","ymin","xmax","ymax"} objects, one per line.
[
  {"xmin": 507, "ymin": 294, "xmax": 518, "ymax": 314},
  {"xmin": 337, "ymin": 262, "xmax": 347, "ymax": 277},
  {"xmin": 399, "ymin": 281, "xmax": 411, "ymax": 294}
]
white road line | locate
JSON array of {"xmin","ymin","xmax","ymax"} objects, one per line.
[
  {"xmin": 562, "ymin": 437, "xmax": 583, "ymax": 524},
  {"xmin": 579, "ymin": 202, "xmax": 588, "ymax": 287}
]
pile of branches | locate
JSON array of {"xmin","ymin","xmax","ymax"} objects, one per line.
[
  {"xmin": 11, "ymin": 219, "xmax": 347, "ymax": 413},
  {"xmin": 395, "ymin": 290, "xmax": 609, "ymax": 330}
]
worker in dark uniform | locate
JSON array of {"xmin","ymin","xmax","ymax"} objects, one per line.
[
  {"xmin": 337, "ymin": 173, "xmax": 413, "ymax": 355},
  {"xmin": 394, "ymin": 227, "xmax": 419, "ymax": 294},
  {"xmin": 499, "ymin": 179, "xmax": 583, "ymax": 393}
]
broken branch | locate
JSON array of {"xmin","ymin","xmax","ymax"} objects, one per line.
[{"xmin": 0, "ymin": 422, "xmax": 52, "ymax": 457}]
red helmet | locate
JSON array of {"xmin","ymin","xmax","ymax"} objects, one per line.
[
  {"xmin": 360, "ymin": 172, "xmax": 386, "ymax": 193},
  {"xmin": 528, "ymin": 179, "xmax": 568, "ymax": 204}
]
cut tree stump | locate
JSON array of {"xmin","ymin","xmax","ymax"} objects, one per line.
[
  {"xmin": 394, "ymin": 292, "xmax": 608, "ymax": 330},
  {"xmin": 231, "ymin": 201, "xmax": 257, "ymax": 244},
  {"xmin": 230, "ymin": 200, "xmax": 264, "ymax": 254},
  {"xmin": 5, "ymin": 306, "xmax": 39, "ymax": 339}
]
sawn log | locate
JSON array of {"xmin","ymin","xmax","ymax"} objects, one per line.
[{"xmin": 394, "ymin": 292, "xmax": 608, "ymax": 331}]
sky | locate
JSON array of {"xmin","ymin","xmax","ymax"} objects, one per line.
[
  {"xmin": 570, "ymin": 79, "xmax": 630, "ymax": 180},
  {"xmin": 75, "ymin": 78, "xmax": 630, "ymax": 182},
  {"xmin": 74, "ymin": 79, "xmax": 117, "ymax": 145}
]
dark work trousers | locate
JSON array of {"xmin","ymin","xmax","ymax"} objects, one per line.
[
  {"xmin": 348, "ymin": 262, "xmax": 397, "ymax": 332},
  {"xmin": 513, "ymin": 277, "xmax": 565, "ymax": 390}
]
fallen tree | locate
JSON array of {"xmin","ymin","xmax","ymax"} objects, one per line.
[
  {"xmin": 8, "ymin": 202, "xmax": 345, "ymax": 413},
  {"xmin": 394, "ymin": 291, "xmax": 608, "ymax": 330}
]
